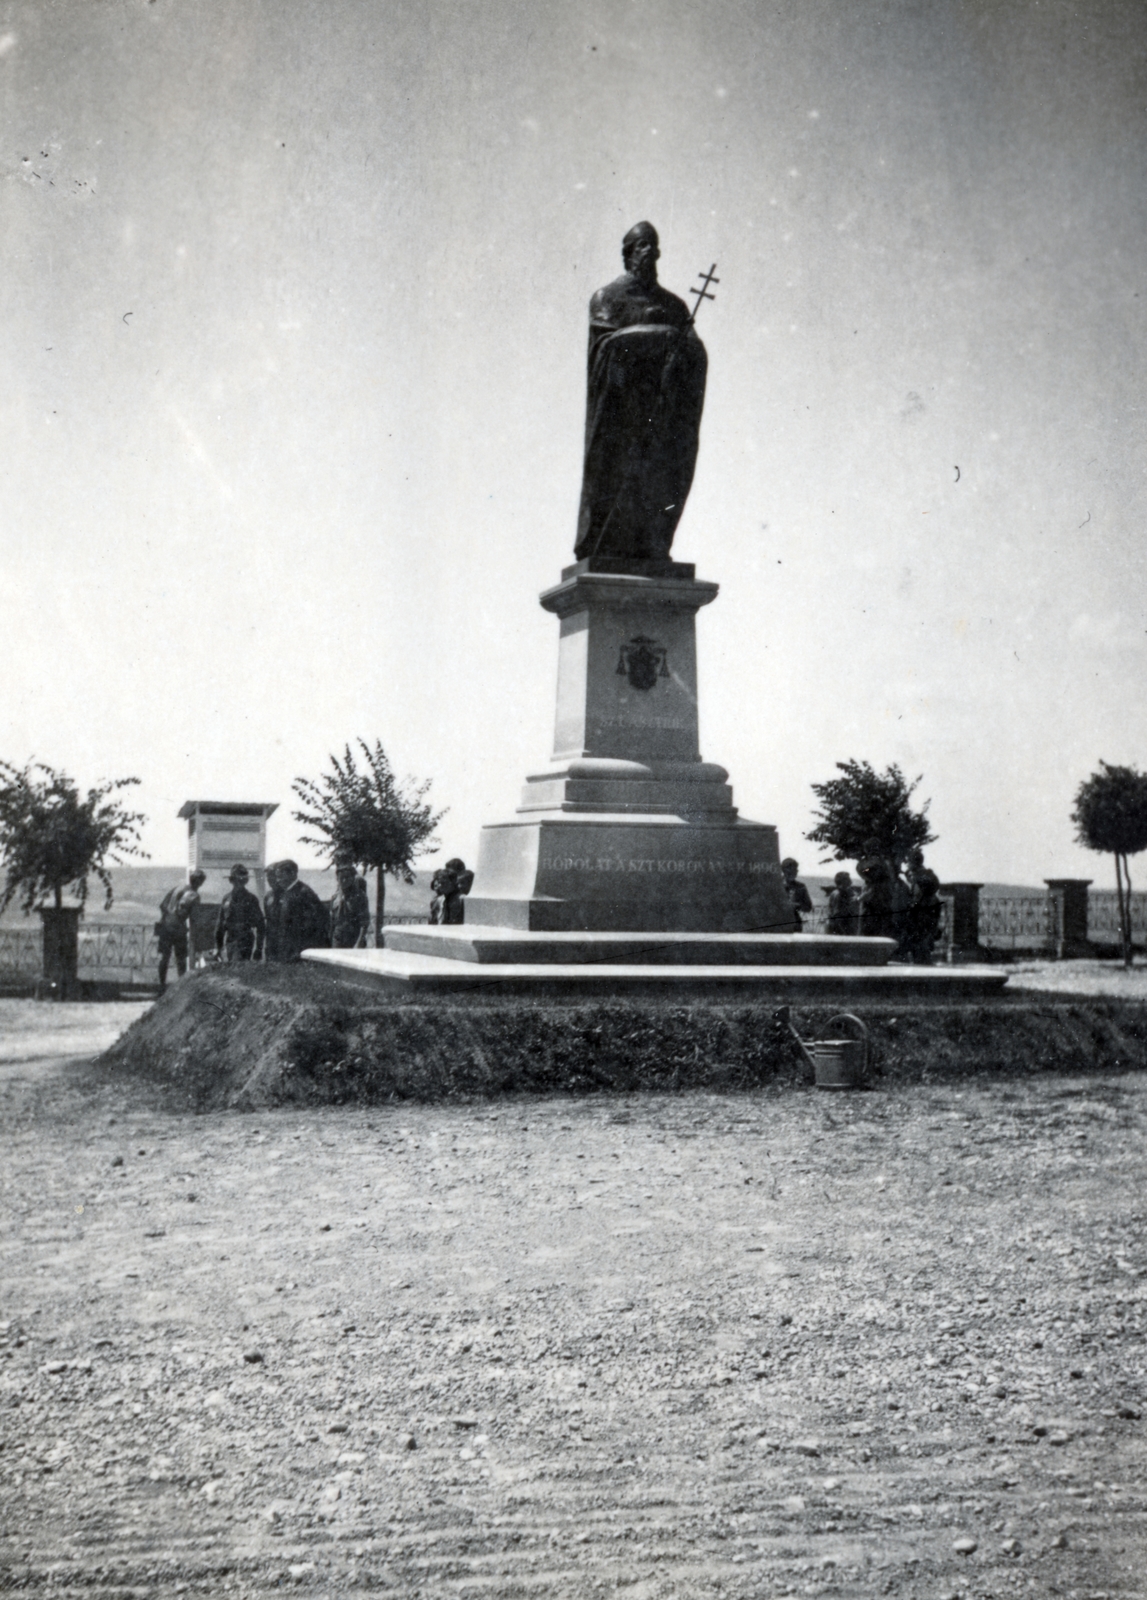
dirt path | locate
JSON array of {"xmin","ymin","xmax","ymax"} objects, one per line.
[
  {"xmin": 0, "ymin": 1000, "xmax": 152, "ymax": 1065},
  {"xmin": 1, "ymin": 1051, "xmax": 1145, "ymax": 1599}
]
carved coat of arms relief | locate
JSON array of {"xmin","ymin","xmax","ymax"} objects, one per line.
[{"xmin": 616, "ymin": 635, "xmax": 669, "ymax": 692}]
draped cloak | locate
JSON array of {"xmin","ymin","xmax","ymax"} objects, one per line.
[{"xmin": 575, "ymin": 271, "xmax": 708, "ymax": 563}]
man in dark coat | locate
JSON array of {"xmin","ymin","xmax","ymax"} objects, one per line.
[
  {"xmin": 215, "ymin": 863, "xmax": 266, "ymax": 963},
  {"xmin": 276, "ymin": 859, "xmax": 330, "ymax": 961}
]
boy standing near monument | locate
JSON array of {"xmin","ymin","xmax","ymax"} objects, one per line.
[
  {"xmin": 826, "ymin": 870, "xmax": 859, "ymax": 935},
  {"xmin": 263, "ymin": 861, "xmax": 284, "ymax": 962},
  {"xmin": 780, "ymin": 858, "xmax": 814, "ymax": 932},
  {"xmin": 155, "ymin": 869, "xmax": 206, "ymax": 991},
  {"xmin": 330, "ymin": 862, "xmax": 371, "ymax": 948}
]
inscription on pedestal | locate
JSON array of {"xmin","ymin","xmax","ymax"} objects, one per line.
[
  {"xmin": 540, "ymin": 855, "xmax": 778, "ymax": 876},
  {"xmin": 598, "ymin": 715, "xmax": 689, "ymax": 730}
]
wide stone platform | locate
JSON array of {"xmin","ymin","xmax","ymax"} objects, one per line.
[{"xmin": 304, "ymin": 940, "xmax": 1009, "ymax": 1000}]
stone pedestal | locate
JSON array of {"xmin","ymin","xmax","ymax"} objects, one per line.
[
  {"xmin": 939, "ymin": 882, "xmax": 983, "ymax": 960},
  {"xmin": 39, "ymin": 906, "xmax": 82, "ymax": 999},
  {"xmin": 464, "ymin": 560, "xmax": 795, "ymax": 934}
]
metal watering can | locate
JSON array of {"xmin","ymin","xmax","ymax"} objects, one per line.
[{"xmin": 775, "ymin": 1008, "xmax": 871, "ymax": 1090}]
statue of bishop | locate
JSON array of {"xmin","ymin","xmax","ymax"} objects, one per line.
[{"xmin": 575, "ymin": 221, "xmax": 708, "ymax": 565}]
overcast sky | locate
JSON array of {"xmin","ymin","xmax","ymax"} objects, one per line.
[{"xmin": 2, "ymin": 0, "xmax": 1145, "ymax": 889}]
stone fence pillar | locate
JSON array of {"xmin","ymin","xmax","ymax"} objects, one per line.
[
  {"xmin": 939, "ymin": 883, "xmax": 983, "ymax": 961},
  {"xmin": 38, "ymin": 906, "xmax": 82, "ymax": 999},
  {"xmin": 1044, "ymin": 879, "xmax": 1092, "ymax": 959}
]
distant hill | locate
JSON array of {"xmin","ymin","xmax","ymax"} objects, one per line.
[{"xmin": 0, "ymin": 865, "xmax": 436, "ymax": 926}]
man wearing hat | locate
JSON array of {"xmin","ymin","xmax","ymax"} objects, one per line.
[{"xmin": 215, "ymin": 863, "xmax": 266, "ymax": 964}]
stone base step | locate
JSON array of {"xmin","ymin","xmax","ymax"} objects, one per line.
[{"xmin": 385, "ymin": 924, "xmax": 894, "ymax": 967}]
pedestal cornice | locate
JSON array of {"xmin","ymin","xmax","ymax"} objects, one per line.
[{"xmin": 540, "ymin": 568, "xmax": 719, "ymax": 620}]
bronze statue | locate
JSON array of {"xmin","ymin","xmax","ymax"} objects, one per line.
[{"xmin": 575, "ymin": 223, "xmax": 711, "ymax": 564}]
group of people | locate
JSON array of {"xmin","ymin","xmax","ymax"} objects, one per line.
[
  {"xmin": 428, "ymin": 858, "xmax": 473, "ymax": 924},
  {"xmin": 155, "ymin": 859, "xmax": 373, "ymax": 990},
  {"xmin": 780, "ymin": 846, "xmax": 943, "ymax": 964},
  {"xmin": 157, "ymin": 845, "xmax": 943, "ymax": 983}
]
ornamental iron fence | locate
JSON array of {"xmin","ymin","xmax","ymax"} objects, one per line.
[
  {"xmin": 1088, "ymin": 891, "xmax": 1147, "ymax": 939},
  {"xmin": 977, "ymin": 896, "xmax": 1057, "ymax": 951},
  {"xmin": 0, "ymin": 927, "xmax": 40, "ymax": 977}
]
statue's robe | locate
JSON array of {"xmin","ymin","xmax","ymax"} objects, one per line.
[{"xmin": 575, "ymin": 271, "xmax": 707, "ymax": 563}]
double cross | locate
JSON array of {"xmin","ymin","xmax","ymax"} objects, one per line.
[{"xmin": 686, "ymin": 263, "xmax": 719, "ymax": 327}]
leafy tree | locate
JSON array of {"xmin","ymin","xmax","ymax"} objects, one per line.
[
  {"xmin": 806, "ymin": 759, "xmax": 936, "ymax": 870},
  {"xmin": 292, "ymin": 740, "xmax": 445, "ymax": 944},
  {"xmin": 0, "ymin": 760, "xmax": 148, "ymax": 913},
  {"xmin": 1071, "ymin": 761, "xmax": 1147, "ymax": 968}
]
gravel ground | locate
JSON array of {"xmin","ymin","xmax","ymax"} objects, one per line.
[
  {"xmin": 1004, "ymin": 962, "xmax": 1147, "ymax": 1001},
  {"xmin": 1, "ymin": 1027, "xmax": 1145, "ymax": 1599}
]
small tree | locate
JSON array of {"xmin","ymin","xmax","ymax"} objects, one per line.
[
  {"xmin": 806, "ymin": 759, "xmax": 936, "ymax": 871},
  {"xmin": 292, "ymin": 740, "xmax": 445, "ymax": 944},
  {"xmin": 1071, "ymin": 761, "xmax": 1147, "ymax": 968},
  {"xmin": 0, "ymin": 760, "xmax": 148, "ymax": 913}
]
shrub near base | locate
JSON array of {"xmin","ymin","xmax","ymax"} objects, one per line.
[{"xmin": 97, "ymin": 966, "xmax": 1147, "ymax": 1111}]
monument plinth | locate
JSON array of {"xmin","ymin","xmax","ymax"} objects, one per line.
[{"xmin": 463, "ymin": 560, "xmax": 795, "ymax": 933}]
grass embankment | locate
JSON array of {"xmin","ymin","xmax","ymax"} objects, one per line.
[{"xmin": 97, "ymin": 965, "xmax": 1147, "ymax": 1111}]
